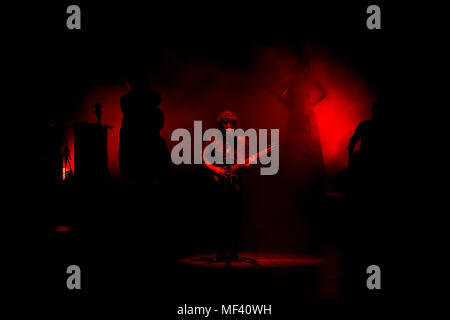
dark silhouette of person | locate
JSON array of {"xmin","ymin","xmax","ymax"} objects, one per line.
[
  {"xmin": 348, "ymin": 101, "xmax": 386, "ymax": 176},
  {"xmin": 269, "ymin": 48, "xmax": 328, "ymax": 253},
  {"xmin": 344, "ymin": 100, "xmax": 389, "ymax": 296},
  {"xmin": 203, "ymin": 110, "xmax": 249, "ymax": 262},
  {"xmin": 276, "ymin": 55, "xmax": 327, "ymax": 191},
  {"xmin": 119, "ymin": 73, "xmax": 169, "ymax": 184}
]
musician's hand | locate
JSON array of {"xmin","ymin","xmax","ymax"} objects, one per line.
[{"xmin": 212, "ymin": 166, "xmax": 227, "ymax": 177}]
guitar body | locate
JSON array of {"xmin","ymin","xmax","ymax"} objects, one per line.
[
  {"xmin": 205, "ymin": 144, "xmax": 277, "ymax": 192},
  {"xmin": 212, "ymin": 165, "xmax": 240, "ymax": 192}
]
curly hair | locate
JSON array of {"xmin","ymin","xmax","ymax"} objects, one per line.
[{"xmin": 217, "ymin": 110, "xmax": 239, "ymax": 128}]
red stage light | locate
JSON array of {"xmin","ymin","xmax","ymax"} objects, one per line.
[{"xmin": 56, "ymin": 225, "xmax": 71, "ymax": 232}]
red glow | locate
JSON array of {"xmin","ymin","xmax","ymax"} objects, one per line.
[
  {"xmin": 312, "ymin": 58, "xmax": 374, "ymax": 174},
  {"xmin": 62, "ymin": 45, "xmax": 375, "ymax": 254},
  {"xmin": 66, "ymin": 46, "xmax": 374, "ymax": 181},
  {"xmin": 179, "ymin": 252, "xmax": 323, "ymax": 268},
  {"xmin": 65, "ymin": 84, "xmax": 128, "ymax": 179},
  {"xmin": 56, "ymin": 225, "xmax": 71, "ymax": 232}
]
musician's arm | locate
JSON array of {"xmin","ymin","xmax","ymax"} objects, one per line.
[
  {"xmin": 204, "ymin": 160, "xmax": 227, "ymax": 176},
  {"xmin": 241, "ymin": 137, "xmax": 251, "ymax": 167},
  {"xmin": 265, "ymin": 85, "xmax": 291, "ymax": 107}
]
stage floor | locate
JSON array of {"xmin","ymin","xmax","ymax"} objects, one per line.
[{"xmin": 179, "ymin": 252, "xmax": 323, "ymax": 268}]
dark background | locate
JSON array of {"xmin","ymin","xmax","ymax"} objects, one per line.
[{"xmin": 8, "ymin": 0, "xmax": 413, "ymax": 313}]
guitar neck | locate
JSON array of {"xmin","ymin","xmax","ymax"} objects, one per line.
[
  {"xmin": 229, "ymin": 163, "xmax": 245, "ymax": 173},
  {"xmin": 228, "ymin": 145, "xmax": 277, "ymax": 173},
  {"xmin": 204, "ymin": 145, "xmax": 277, "ymax": 175}
]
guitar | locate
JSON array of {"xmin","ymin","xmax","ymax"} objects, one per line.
[{"xmin": 206, "ymin": 144, "xmax": 278, "ymax": 188}]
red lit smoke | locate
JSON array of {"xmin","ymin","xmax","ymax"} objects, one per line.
[
  {"xmin": 66, "ymin": 44, "xmax": 375, "ymax": 183},
  {"xmin": 64, "ymin": 44, "xmax": 375, "ymax": 253}
]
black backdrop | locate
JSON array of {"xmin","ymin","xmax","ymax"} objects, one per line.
[{"xmin": 8, "ymin": 0, "xmax": 414, "ymax": 310}]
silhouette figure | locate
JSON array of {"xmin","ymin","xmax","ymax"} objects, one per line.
[
  {"xmin": 119, "ymin": 73, "xmax": 169, "ymax": 184},
  {"xmin": 348, "ymin": 101, "xmax": 386, "ymax": 175},
  {"xmin": 341, "ymin": 99, "xmax": 390, "ymax": 197},
  {"xmin": 277, "ymin": 53, "xmax": 327, "ymax": 190},
  {"xmin": 343, "ymin": 101, "xmax": 389, "ymax": 296},
  {"xmin": 269, "ymin": 49, "xmax": 328, "ymax": 252}
]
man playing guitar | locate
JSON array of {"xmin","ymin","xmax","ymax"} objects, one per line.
[{"xmin": 203, "ymin": 110, "xmax": 249, "ymax": 262}]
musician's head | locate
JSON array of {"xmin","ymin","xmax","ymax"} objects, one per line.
[{"xmin": 217, "ymin": 110, "xmax": 239, "ymax": 131}]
